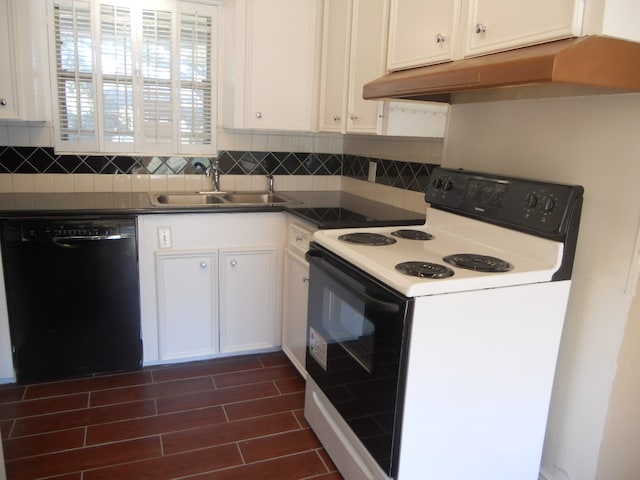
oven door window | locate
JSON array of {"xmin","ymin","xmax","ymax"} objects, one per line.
[
  {"xmin": 306, "ymin": 249, "xmax": 412, "ymax": 477},
  {"xmin": 310, "ymin": 285, "xmax": 375, "ymax": 373}
]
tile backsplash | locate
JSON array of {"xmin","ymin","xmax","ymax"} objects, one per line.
[
  {"xmin": 0, "ymin": 147, "xmax": 342, "ymax": 176},
  {"xmin": 0, "ymin": 146, "xmax": 439, "ymax": 196}
]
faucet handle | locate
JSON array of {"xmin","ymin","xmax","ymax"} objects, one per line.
[{"xmin": 267, "ymin": 174, "xmax": 274, "ymax": 193}]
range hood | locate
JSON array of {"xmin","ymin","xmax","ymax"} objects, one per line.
[{"xmin": 363, "ymin": 36, "xmax": 640, "ymax": 103}]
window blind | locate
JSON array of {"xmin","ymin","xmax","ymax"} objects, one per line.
[{"xmin": 52, "ymin": 0, "xmax": 217, "ymax": 155}]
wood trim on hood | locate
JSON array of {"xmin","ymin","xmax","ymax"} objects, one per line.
[{"xmin": 363, "ymin": 36, "xmax": 640, "ymax": 103}]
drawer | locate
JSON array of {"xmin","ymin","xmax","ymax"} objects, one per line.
[{"xmin": 288, "ymin": 222, "xmax": 315, "ymax": 256}]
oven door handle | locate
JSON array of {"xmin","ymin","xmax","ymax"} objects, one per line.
[{"xmin": 307, "ymin": 250, "xmax": 400, "ymax": 314}]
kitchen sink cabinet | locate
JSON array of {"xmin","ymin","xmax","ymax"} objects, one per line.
[
  {"xmin": 222, "ymin": 0, "xmax": 321, "ymax": 131},
  {"xmin": 219, "ymin": 248, "xmax": 281, "ymax": 353},
  {"xmin": 282, "ymin": 218, "xmax": 315, "ymax": 377},
  {"xmin": 156, "ymin": 252, "xmax": 219, "ymax": 361},
  {"xmin": 138, "ymin": 213, "xmax": 286, "ymax": 365},
  {"xmin": 0, "ymin": 0, "xmax": 50, "ymax": 121},
  {"xmin": 318, "ymin": 0, "xmax": 389, "ymax": 134}
]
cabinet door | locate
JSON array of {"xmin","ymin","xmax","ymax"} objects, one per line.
[
  {"xmin": 318, "ymin": 0, "xmax": 352, "ymax": 133},
  {"xmin": 244, "ymin": 0, "xmax": 320, "ymax": 130},
  {"xmin": 463, "ymin": 0, "xmax": 582, "ymax": 57},
  {"xmin": 347, "ymin": 0, "xmax": 389, "ymax": 134},
  {"xmin": 219, "ymin": 248, "xmax": 281, "ymax": 354},
  {"xmin": 0, "ymin": 0, "xmax": 18, "ymax": 119},
  {"xmin": 156, "ymin": 252, "xmax": 218, "ymax": 361},
  {"xmin": 387, "ymin": 0, "xmax": 462, "ymax": 70},
  {"xmin": 282, "ymin": 249, "xmax": 309, "ymax": 377}
]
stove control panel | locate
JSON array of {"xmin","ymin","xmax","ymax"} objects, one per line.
[{"xmin": 426, "ymin": 167, "xmax": 584, "ymax": 239}]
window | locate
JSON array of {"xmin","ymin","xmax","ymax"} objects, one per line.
[{"xmin": 52, "ymin": 0, "xmax": 217, "ymax": 155}]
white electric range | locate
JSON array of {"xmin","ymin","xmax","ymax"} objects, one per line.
[{"xmin": 304, "ymin": 167, "xmax": 583, "ymax": 480}]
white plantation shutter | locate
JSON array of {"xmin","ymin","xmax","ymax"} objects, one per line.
[
  {"xmin": 140, "ymin": 8, "xmax": 174, "ymax": 151},
  {"xmin": 179, "ymin": 10, "xmax": 214, "ymax": 150},
  {"xmin": 51, "ymin": 0, "xmax": 217, "ymax": 155},
  {"xmin": 99, "ymin": 4, "xmax": 134, "ymax": 148},
  {"xmin": 54, "ymin": 0, "xmax": 97, "ymax": 149}
]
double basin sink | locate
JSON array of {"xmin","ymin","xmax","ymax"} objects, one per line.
[{"xmin": 149, "ymin": 191, "xmax": 299, "ymax": 207}]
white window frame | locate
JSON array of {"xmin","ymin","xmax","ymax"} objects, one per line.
[{"xmin": 48, "ymin": 0, "xmax": 218, "ymax": 156}]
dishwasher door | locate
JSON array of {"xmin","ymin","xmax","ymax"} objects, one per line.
[{"xmin": 0, "ymin": 217, "xmax": 143, "ymax": 382}]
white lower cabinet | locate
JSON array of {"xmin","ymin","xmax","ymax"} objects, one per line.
[
  {"xmin": 138, "ymin": 213, "xmax": 285, "ymax": 365},
  {"xmin": 281, "ymin": 217, "xmax": 315, "ymax": 377},
  {"xmin": 156, "ymin": 252, "xmax": 219, "ymax": 361},
  {"xmin": 282, "ymin": 248, "xmax": 309, "ymax": 378},
  {"xmin": 219, "ymin": 248, "xmax": 280, "ymax": 353}
]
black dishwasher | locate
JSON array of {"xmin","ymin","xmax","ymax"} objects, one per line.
[{"xmin": 1, "ymin": 217, "xmax": 143, "ymax": 382}]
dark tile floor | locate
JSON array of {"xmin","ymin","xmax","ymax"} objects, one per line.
[{"xmin": 0, "ymin": 352, "xmax": 344, "ymax": 480}]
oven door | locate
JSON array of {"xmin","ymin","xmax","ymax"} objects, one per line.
[{"xmin": 305, "ymin": 243, "xmax": 412, "ymax": 478}]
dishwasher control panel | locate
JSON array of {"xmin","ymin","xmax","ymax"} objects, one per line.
[{"xmin": 18, "ymin": 218, "xmax": 136, "ymax": 241}]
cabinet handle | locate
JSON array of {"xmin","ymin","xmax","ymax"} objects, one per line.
[
  {"xmin": 333, "ymin": 115, "xmax": 340, "ymax": 122},
  {"xmin": 435, "ymin": 33, "xmax": 446, "ymax": 44},
  {"xmin": 255, "ymin": 112, "xmax": 262, "ymax": 119},
  {"xmin": 230, "ymin": 260, "xmax": 238, "ymax": 267},
  {"xmin": 475, "ymin": 23, "xmax": 487, "ymax": 34},
  {"xmin": 302, "ymin": 277, "xmax": 309, "ymax": 283},
  {"xmin": 350, "ymin": 114, "xmax": 358, "ymax": 121},
  {"xmin": 200, "ymin": 261, "xmax": 208, "ymax": 270},
  {"xmin": 295, "ymin": 235, "xmax": 303, "ymax": 242},
  {"xmin": 0, "ymin": 99, "xmax": 7, "ymax": 106}
]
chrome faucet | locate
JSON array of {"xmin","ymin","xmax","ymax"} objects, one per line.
[
  {"xmin": 205, "ymin": 160, "xmax": 220, "ymax": 192},
  {"xmin": 267, "ymin": 174, "xmax": 274, "ymax": 194}
]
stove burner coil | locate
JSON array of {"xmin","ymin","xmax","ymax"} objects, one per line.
[
  {"xmin": 395, "ymin": 261, "xmax": 454, "ymax": 279},
  {"xmin": 338, "ymin": 232, "xmax": 397, "ymax": 246},
  {"xmin": 443, "ymin": 254, "xmax": 513, "ymax": 273},
  {"xmin": 391, "ymin": 229, "xmax": 434, "ymax": 241}
]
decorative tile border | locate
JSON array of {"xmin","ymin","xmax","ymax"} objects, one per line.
[
  {"xmin": 0, "ymin": 146, "xmax": 438, "ymax": 193},
  {"xmin": 343, "ymin": 154, "xmax": 439, "ymax": 192}
]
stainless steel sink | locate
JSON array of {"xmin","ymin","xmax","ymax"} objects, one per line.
[
  {"xmin": 148, "ymin": 191, "xmax": 298, "ymax": 207},
  {"xmin": 152, "ymin": 193, "xmax": 226, "ymax": 206},
  {"xmin": 222, "ymin": 192, "xmax": 294, "ymax": 204}
]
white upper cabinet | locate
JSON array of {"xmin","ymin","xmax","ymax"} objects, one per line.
[
  {"xmin": 318, "ymin": 0, "xmax": 389, "ymax": 134},
  {"xmin": 318, "ymin": 0, "xmax": 351, "ymax": 132},
  {"xmin": 463, "ymin": 0, "xmax": 582, "ymax": 57},
  {"xmin": 0, "ymin": 0, "xmax": 18, "ymax": 119},
  {"xmin": 0, "ymin": 0, "xmax": 50, "ymax": 121},
  {"xmin": 387, "ymin": 0, "xmax": 462, "ymax": 70},
  {"xmin": 223, "ymin": 0, "xmax": 321, "ymax": 131},
  {"xmin": 387, "ymin": 0, "xmax": 585, "ymax": 70}
]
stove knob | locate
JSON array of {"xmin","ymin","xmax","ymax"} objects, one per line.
[
  {"xmin": 442, "ymin": 179, "xmax": 453, "ymax": 191},
  {"xmin": 525, "ymin": 193, "xmax": 538, "ymax": 208},
  {"xmin": 431, "ymin": 177, "xmax": 443, "ymax": 189},
  {"xmin": 543, "ymin": 197, "xmax": 556, "ymax": 212}
]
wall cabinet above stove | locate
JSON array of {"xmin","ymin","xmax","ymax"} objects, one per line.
[
  {"xmin": 461, "ymin": 0, "xmax": 582, "ymax": 59},
  {"xmin": 387, "ymin": 0, "xmax": 463, "ymax": 71},
  {"xmin": 0, "ymin": 0, "xmax": 50, "ymax": 121},
  {"xmin": 222, "ymin": 0, "xmax": 322, "ymax": 131},
  {"xmin": 387, "ymin": 0, "xmax": 640, "ymax": 72}
]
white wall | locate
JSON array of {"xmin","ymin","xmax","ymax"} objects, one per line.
[{"xmin": 443, "ymin": 92, "xmax": 640, "ymax": 480}]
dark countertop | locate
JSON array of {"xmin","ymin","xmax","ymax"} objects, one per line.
[{"xmin": 0, "ymin": 191, "xmax": 425, "ymax": 229}]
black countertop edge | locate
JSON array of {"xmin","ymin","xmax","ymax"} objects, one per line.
[{"xmin": 0, "ymin": 191, "xmax": 426, "ymax": 229}]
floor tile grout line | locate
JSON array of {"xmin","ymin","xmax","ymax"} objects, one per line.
[
  {"xmin": 4, "ymin": 397, "xmax": 155, "ymax": 427},
  {"xmin": 314, "ymin": 447, "xmax": 335, "ymax": 475},
  {"xmin": 6, "ymin": 386, "xmax": 302, "ymax": 440}
]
